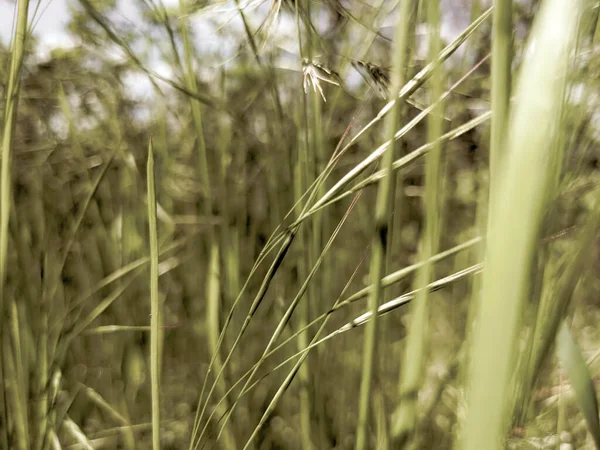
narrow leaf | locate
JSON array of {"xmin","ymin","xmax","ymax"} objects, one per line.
[{"xmin": 557, "ymin": 322, "xmax": 600, "ymax": 448}]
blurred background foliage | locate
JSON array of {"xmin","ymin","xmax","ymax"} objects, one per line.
[{"xmin": 1, "ymin": 0, "xmax": 600, "ymax": 449}]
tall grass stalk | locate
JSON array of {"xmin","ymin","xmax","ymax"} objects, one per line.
[
  {"xmin": 294, "ymin": 105, "xmax": 313, "ymax": 449},
  {"xmin": 147, "ymin": 139, "xmax": 161, "ymax": 450},
  {"xmin": 294, "ymin": 62, "xmax": 314, "ymax": 446},
  {"xmin": 178, "ymin": 0, "xmax": 211, "ymax": 214},
  {"xmin": 461, "ymin": 0, "xmax": 583, "ymax": 448},
  {"xmin": 392, "ymin": 0, "xmax": 444, "ymax": 445},
  {"xmin": 308, "ymin": 40, "xmax": 328, "ymax": 450},
  {"xmin": 179, "ymin": 2, "xmax": 235, "ymax": 447},
  {"xmin": 488, "ymin": 0, "xmax": 512, "ymax": 205},
  {"xmin": 295, "ymin": 6, "xmax": 320, "ymax": 446},
  {"xmin": 355, "ymin": 1, "xmax": 412, "ymax": 448},
  {"xmin": 5, "ymin": 301, "xmax": 29, "ymax": 450},
  {"xmin": 0, "ymin": 1, "xmax": 30, "ymax": 448},
  {"xmin": 205, "ymin": 241, "xmax": 237, "ymax": 450},
  {"xmin": 34, "ymin": 254, "xmax": 49, "ymax": 450}
]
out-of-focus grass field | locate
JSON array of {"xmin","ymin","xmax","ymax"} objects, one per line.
[{"xmin": 1, "ymin": 0, "xmax": 600, "ymax": 449}]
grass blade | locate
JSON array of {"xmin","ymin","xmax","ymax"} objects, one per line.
[
  {"xmin": 461, "ymin": 0, "xmax": 583, "ymax": 447},
  {"xmin": 355, "ymin": 0, "xmax": 412, "ymax": 448},
  {"xmin": 556, "ymin": 322, "xmax": 600, "ymax": 448},
  {"xmin": 0, "ymin": 2, "xmax": 31, "ymax": 448},
  {"xmin": 147, "ymin": 138, "xmax": 161, "ymax": 450}
]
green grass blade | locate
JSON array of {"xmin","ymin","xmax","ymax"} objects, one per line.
[
  {"xmin": 489, "ymin": 0, "xmax": 512, "ymax": 205},
  {"xmin": 355, "ymin": 0, "xmax": 412, "ymax": 447},
  {"xmin": 147, "ymin": 138, "xmax": 161, "ymax": 450},
  {"xmin": 556, "ymin": 322, "xmax": 600, "ymax": 448},
  {"xmin": 461, "ymin": 0, "xmax": 583, "ymax": 447},
  {"xmin": 392, "ymin": 0, "xmax": 444, "ymax": 442},
  {"xmin": 0, "ymin": 2, "xmax": 31, "ymax": 448}
]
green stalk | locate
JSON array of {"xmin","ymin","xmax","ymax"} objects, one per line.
[
  {"xmin": 306, "ymin": 1, "xmax": 327, "ymax": 444},
  {"xmin": 295, "ymin": 97, "xmax": 313, "ymax": 450},
  {"xmin": 0, "ymin": 1, "xmax": 30, "ymax": 448},
  {"xmin": 178, "ymin": 3, "xmax": 235, "ymax": 448},
  {"xmin": 355, "ymin": 1, "xmax": 412, "ymax": 449},
  {"xmin": 461, "ymin": 0, "xmax": 582, "ymax": 448},
  {"xmin": 212, "ymin": 76, "xmax": 239, "ymax": 450},
  {"xmin": 205, "ymin": 241, "xmax": 237, "ymax": 450},
  {"xmin": 392, "ymin": 0, "xmax": 444, "ymax": 446},
  {"xmin": 35, "ymin": 256, "xmax": 49, "ymax": 450},
  {"xmin": 178, "ymin": 1, "xmax": 210, "ymax": 206},
  {"xmin": 7, "ymin": 299, "xmax": 29, "ymax": 450},
  {"xmin": 147, "ymin": 139, "xmax": 161, "ymax": 450},
  {"xmin": 489, "ymin": 0, "xmax": 512, "ymax": 211}
]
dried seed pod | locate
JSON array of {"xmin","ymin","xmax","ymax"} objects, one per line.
[
  {"xmin": 302, "ymin": 59, "xmax": 343, "ymax": 101},
  {"xmin": 351, "ymin": 60, "xmax": 391, "ymax": 99}
]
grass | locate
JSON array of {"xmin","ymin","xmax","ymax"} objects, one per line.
[
  {"xmin": 462, "ymin": 1, "xmax": 584, "ymax": 448},
  {"xmin": 2, "ymin": 2, "xmax": 32, "ymax": 449},
  {"xmin": 1, "ymin": 0, "xmax": 600, "ymax": 449},
  {"xmin": 147, "ymin": 138, "xmax": 161, "ymax": 449}
]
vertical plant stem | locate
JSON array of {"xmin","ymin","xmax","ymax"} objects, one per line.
[
  {"xmin": 147, "ymin": 139, "xmax": 161, "ymax": 450},
  {"xmin": 178, "ymin": 2, "xmax": 211, "ymax": 212},
  {"xmin": 489, "ymin": 0, "xmax": 512, "ymax": 209},
  {"xmin": 214, "ymin": 74, "xmax": 239, "ymax": 450},
  {"xmin": 178, "ymin": 5, "xmax": 235, "ymax": 448},
  {"xmin": 205, "ymin": 242, "xmax": 237, "ymax": 450},
  {"xmin": 294, "ymin": 82, "xmax": 313, "ymax": 448},
  {"xmin": 461, "ymin": 1, "xmax": 582, "ymax": 448},
  {"xmin": 0, "ymin": 1, "xmax": 30, "ymax": 448},
  {"xmin": 3, "ymin": 327, "xmax": 27, "ymax": 450},
  {"xmin": 295, "ymin": 108, "xmax": 313, "ymax": 449},
  {"xmin": 307, "ymin": 2, "xmax": 326, "ymax": 445},
  {"xmin": 355, "ymin": 1, "xmax": 412, "ymax": 449},
  {"xmin": 35, "ymin": 255, "xmax": 49, "ymax": 450},
  {"xmin": 392, "ymin": 0, "xmax": 444, "ymax": 446}
]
